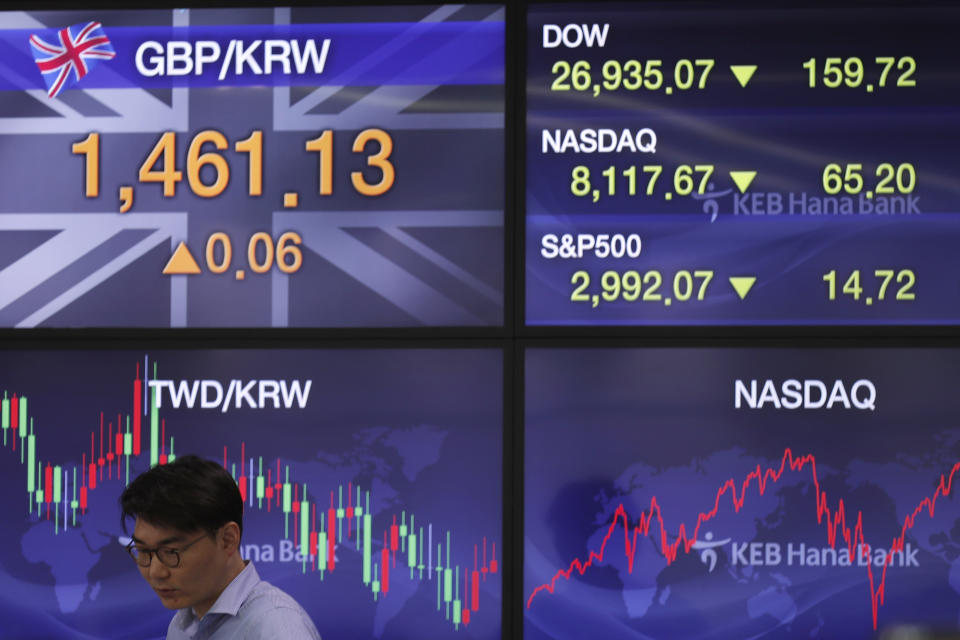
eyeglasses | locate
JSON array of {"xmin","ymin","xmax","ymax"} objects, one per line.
[{"xmin": 127, "ymin": 533, "xmax": 209, "ymax": 568}]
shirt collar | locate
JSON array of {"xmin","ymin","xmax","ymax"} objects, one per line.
[
  {"xmin": 204, "ymin": 561, "xmax": 260, "ymax": 617},
  {"xmin": 173, "ymin": 560, "xmax": 260, "ymax": 629}
]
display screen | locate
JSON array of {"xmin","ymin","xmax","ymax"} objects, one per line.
[
  {"xmin": 0, "ymin": 6, "xmax": 504, "ymax": 327},
  {"xmin": 525, "ymin": 348, "xmax": 960, "ymax": 638},
  {"xmin": 0, "ymin": 348, "xmax": 502, "ymax": 639},
  {"xmin": 526, "ymin": 3, "xmax": 960, "ymax": 325}
]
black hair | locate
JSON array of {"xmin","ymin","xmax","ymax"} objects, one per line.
[{"xmin": 120, "ymin": 455, "xmax": 243, "ymax": 540}]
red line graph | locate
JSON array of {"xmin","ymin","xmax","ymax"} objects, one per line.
[{"xmin": 526, "ymin": 448, "xmax": 960, "ymax": 630}]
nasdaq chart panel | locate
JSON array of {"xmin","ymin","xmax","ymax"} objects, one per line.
[
  {"xmin": 525, "ymin": 348, "xmax": 960, "ymax": 639},
  {"xmin": 525, "ymin": 3, "xmax": 960, "ymax": 325},
  {"xmin": 0, "ymin": 349, "xmax": 501, "ymax": 639},
  {"xmin": 0, "ymin": 5, "xmax": 504, "ymax": 327}
]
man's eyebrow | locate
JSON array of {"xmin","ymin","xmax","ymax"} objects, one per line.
[{"xmin": 131, "ymin": 535, "xmax": 184, "ymax": 546}]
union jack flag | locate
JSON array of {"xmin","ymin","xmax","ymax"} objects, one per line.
[{"xmin": 29, "ymin": 21, "xmax": 116, "ymax": 99}]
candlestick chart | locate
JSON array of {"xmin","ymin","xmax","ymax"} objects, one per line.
[
  {"xmin": 525, "ymin": 348, "xmax": 960, "ymax": 640},
  {"xmin": 0, "ymin": 349, "xmax": 502, "ymax": 640}
]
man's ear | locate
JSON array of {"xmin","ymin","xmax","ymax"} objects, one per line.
[{"xmin": 220, "ymin": 522, "xmax": 242, "ymax": 552}]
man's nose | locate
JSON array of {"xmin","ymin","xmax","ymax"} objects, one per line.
[{"xmin": 147, "ymin": 554, "xmax": 172, "ymax": 579}]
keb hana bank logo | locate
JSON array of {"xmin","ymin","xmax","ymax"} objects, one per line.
[{"xmin": 29, "ymin": 21, "xmax": 116, "ymax": 98}]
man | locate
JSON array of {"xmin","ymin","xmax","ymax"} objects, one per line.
[{"xmin": 120, "ymin": 455, "xmax": 321, "ymax": 639}]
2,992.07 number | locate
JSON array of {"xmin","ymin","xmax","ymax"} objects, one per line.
[{"xmin": 571, "ymin": 269, "xmax": 713, "ymax": 306}]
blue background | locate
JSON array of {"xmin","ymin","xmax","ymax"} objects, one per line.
[
  {"xmin": 525, "ymin": 348, "xmax": 960, "ymax": 639},
  {"xmin": 0, "ymin": 5, "xmax": 504, "ymax": 328},
  {"xmin": 526, "ymin": 3, "xmax": 960, "ymax": 325},
  {"xmin": 0, "ymin": 348, "xmax": 502, "ymax": 639}
]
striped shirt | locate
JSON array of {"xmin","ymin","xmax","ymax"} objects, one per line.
[{"xmin": 166, "ymin": 562, "xmax": 320, "ymax": 640}]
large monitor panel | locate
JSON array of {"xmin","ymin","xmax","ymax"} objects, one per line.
[
  {"xmin": 0, "ymin": 348, "xmax": 502, "ymax": 639},
  {"xmin": 0, "ymin": 6, "xmax": 504, "ymax": 327},
  {"xmin": 526, "ymin": 348, "xmax": 960, "ymax": 638},
  {"xmin": 526, "ymin": 3, "xmax": 960, "ymax": 325}
]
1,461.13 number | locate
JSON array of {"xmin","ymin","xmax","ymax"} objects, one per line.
[{"xmin": 72, "ymin": 129, "xmax": 395, "ymax": 201}]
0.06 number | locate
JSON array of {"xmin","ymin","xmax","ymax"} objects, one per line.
[
  {"xmin": 571, "ymin": 269, "xmax": 713, "ymax": 306},
  {"xmin": 823, "ymin": 269, "xmax": 915, "ymax": 302},
  {"xmin": 206, "ymin": 231, "xmax": 303, "ymax": 275}
]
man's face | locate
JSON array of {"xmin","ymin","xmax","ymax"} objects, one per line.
[{"xmin": 131, "ymin": 518, "xmax": 230, "ymax": 618}]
